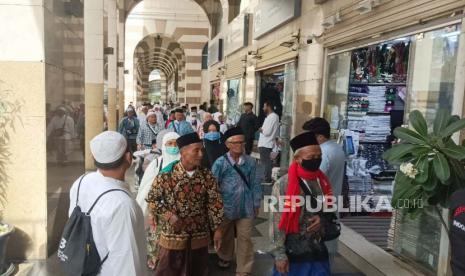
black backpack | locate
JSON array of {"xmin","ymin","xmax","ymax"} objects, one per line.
[{"xmin": 57, "ymin": 174, "xmax": 129, "ymax": 276}]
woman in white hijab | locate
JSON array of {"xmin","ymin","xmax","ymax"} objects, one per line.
[
  {"xmin": 213, "ymin": 112, "xmax": 228, "ymax": 133},
  {"xmin": 136, "ymin": 130, "xmax": 180, "ymax": 270},
  {"xmin": 137, "ymin": 130, "xmax": 180, "ymax": 217}
]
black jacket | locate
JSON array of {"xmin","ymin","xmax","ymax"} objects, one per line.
[{"xmin": 238, "ymin": 112, "xmax": 258, "ymax": 140}]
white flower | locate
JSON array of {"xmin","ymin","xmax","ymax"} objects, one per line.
[
  {"xmin": 400, "ymin": 162, "xmax": 418, "ymax": 179},
  {"xmin": 0, "ymin": 224, "xmax": 9, "ymax": 235}
]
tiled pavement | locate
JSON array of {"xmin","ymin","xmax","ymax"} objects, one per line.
[{"xmin": 14, "ymin": 162, "xmax": 365, "ymax": 275}]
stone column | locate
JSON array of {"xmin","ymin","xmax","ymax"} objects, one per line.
[
  {"xmin": 0, "ymin": 1, "xmax": 47, "ymax": 260},
  {"xmin": 84, "ymin": 0, "xmax": 104, "ymax": 170},
  {"xmin": 295, "ymin": 3, "xmax": 325, "ymax": 137},
  {"xmin": 107, "ymin": 0, "xmax": 118, "ymax": 131},
  {"xmin": 118, "ymin": 8, "xmax": 125, "ymax": 120}
]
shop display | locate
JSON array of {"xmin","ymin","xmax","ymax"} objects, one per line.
[
  {"xmin": 324, "ymin": 24, "xmax": 462, "ymax": 274},
  {"xmin": 225, "ymin": 79, "xmax": 241, "ymax": 126},
  {"xmin": 340, "ymin": 40, "xmax": 411, "ymax": 212}
]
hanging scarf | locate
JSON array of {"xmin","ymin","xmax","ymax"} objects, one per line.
[{"xmin": 278, "ymin": 161, "xmax": 333, "ymax": 234}]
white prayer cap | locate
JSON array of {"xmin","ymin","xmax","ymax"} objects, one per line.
[
  {"xmin": 90, "ymin": 131, "xmax": 127, "ymax": 164},
  {"xmin": 147, "ymin": 111, "xmax": 157, "ymax": 118}
]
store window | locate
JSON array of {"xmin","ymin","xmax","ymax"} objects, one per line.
[
  {"xmin": 322, "ymin": 24, "xmax": 462, "ymax": 274},
  {"xmin": 211, "ymin": 82, "xmax": 221, "ymax": 109},
  {"xmin": 393, "ymin": 24, "xmax": 462, "ymax": 273},
  {"xmin": 202, "ymin": 43, "xmax": 208, "ymax": 70},
  {"xmin": 323, "ymin": 52, "xmax": 351, "ymax": 132},
  {"xmin": 225, "ymin": 78, "xmax": 242, "ymax": 126},
  {"xmin": 406, "ymin": 25, "xmax": 461, "ymax": 123}
]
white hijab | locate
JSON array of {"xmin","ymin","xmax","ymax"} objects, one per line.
[
  {"xmin": 136, "ymin": 131, "xmax": 180, "ymax": 219},
  {"xmin": 213, "ymin": 112, "xmax": 222, "ymax": 123}
]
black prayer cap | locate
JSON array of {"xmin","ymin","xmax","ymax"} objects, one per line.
[
  {"xmin": 290, "ymin": 131, "xmax": 319, "ymax": 152},
  {"xmin": 175, "ymin": 108, "xmax": 184, "ymax": 113},
  {"xmin": 223, "ymin": 127, "xmax": 244, "ymax": 142},
  {"xmin": 177, "ymin": 132, "xmax": 202, "ymax": 149}
]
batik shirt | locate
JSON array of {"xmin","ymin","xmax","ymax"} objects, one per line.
[
  {"xmin": 212, "ymin": 153, "xmax": 262, "ymax": 220},
  {"xmin": 147, "ymin": 162, "xmax": 224, "ymax": 250},
  {"xmin": 269, "ymin": 174, "xmax": 329, "ymax": 262}
]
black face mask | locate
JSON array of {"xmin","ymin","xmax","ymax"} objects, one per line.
[{"xmin": 300, "ymin": 158, "xmax": 322, "ymax": 172}]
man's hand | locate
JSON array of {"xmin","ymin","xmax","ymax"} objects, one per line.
[
  {"xmin": 213, "ymin": 229, "xmax": 222, "ymax": 251},
  {"xmin": 137, "ymin": 144, "xmax": 142, "ymax": 151},
  {"xmin": 306, "ymin": 215, "xmax": 321, "ymax": 234},
  {"xmin": 259, "ymin": 127, "xmax": 263, "ymax": 133},
  {"xmin": 275, "ymin": 259, "xmax": 289, "ymax": 274}
]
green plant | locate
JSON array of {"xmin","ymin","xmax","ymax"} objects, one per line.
[
  {"xmin": 383, "ymin": 109, "xmax": 465, "ymax": 226},
  {"xmin": 0, "ymin": 80, "xmax": 23, "ymax": 220}
]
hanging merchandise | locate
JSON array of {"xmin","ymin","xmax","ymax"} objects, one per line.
[{"xmin": 341, "ymin": 39, "xmax": 411, "ymax": 213}]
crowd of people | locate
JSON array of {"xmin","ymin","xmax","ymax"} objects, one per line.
[{"xmin": 58, "ymin": 98, "xmax": 353, "ymax": 276}]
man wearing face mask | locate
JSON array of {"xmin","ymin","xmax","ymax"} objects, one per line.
[
  {"xmin": 269, "ymin": 131, "xmax": 335, "ymax": 276},
  {"xmin": 303, "ymin": 117, "xmax": 345, "ymax": 263},
  {"xmin": 188, "ymin": 107, "xmax": 202, "ymax": 134}
]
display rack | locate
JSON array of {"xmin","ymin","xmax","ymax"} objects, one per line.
[{"xmin": 344, "ymin": 41, "xmax": 409, "ymax": 214}]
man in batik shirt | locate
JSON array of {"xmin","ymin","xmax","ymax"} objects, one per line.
[{"xmin": 147, "ymin": 132, "xmax": 224, "ymax": 276}]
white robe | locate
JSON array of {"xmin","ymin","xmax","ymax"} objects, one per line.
[{"xmin": 68, "ymin": 171, "xmax": 147, "ymax": 276}]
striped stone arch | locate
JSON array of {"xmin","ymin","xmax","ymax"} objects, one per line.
[
  {"xmin": 125, "ymin": 0, "xmax": 241, "ymax": 37},
  {"xmin": 134, "ymin": 35, "xmax": 186, "ymax": 103}
]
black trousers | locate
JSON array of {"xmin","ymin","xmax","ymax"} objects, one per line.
[
  {"xmin": 245, "ymin": 137, "xmax": 254, "ymax": 155},
  {"xmin": 259, "ymin": 147, "xmax": 273, "ymax": 182}
]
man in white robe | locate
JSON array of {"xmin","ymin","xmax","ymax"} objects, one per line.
[
  {"xmin": 68, "ymin": 131, "xmax": 147, "ymax": 276},
  {"xmin": 46, "ymin": 107, "xmax": 75, "ymax": 165}
]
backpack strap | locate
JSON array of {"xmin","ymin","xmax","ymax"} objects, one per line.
[
  {"xmin": 223, "ymin": 154, "xmax": 251, "ymax": 190},
  {"xmin": 87, "ymin": 189, "xmax": 130, "ymax": 215},
  {"xmin": 101, "ymin": 253, "xmax": 109, "ymax": 265},
  {"xmin": 76, "ymin": 174, "xmax": 88, "ymax": 207}
]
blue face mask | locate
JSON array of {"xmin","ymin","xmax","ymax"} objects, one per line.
[
  {"xmin": 204, "ymin": 131, "xmax": 221, "ymax": 141},
  {"xmin": 165, "ymin": 146, "xmax": 180, "ymax": 155}
]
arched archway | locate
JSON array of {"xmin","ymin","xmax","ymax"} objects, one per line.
[
  {"xmin": 148, "ymin": 69, "xmax": 165, "ymax": 103},
  {"xmin": 124, "ymin": 0, "xmax": 239, "ymax": 38},
  {"xmin": 125, "ymin": 0, "xmax": 213, "ymax": 105},
  {"xmin": 133, "ymin": 34, "xmax": 186, "ymax": 103}
]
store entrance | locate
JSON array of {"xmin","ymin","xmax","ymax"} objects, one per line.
[
  {"xmin": 258, "ymin": 66, "xmax": 284, "ymax": 125},
  {"xmin": 256, "ymin": 62, "xmax": 296, "ymax": 177},
  {"xmin": 324, "ymin": 24, "xmax": 462, "ymax": 273}
]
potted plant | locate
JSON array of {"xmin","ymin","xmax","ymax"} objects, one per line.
[
  {"xmin": 0, "ymin": 80, "xmax": 21, "ymax": 274},
  {"xmin": 383, "ymin": 109, "xmax": 465, "ymax": 232}
]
